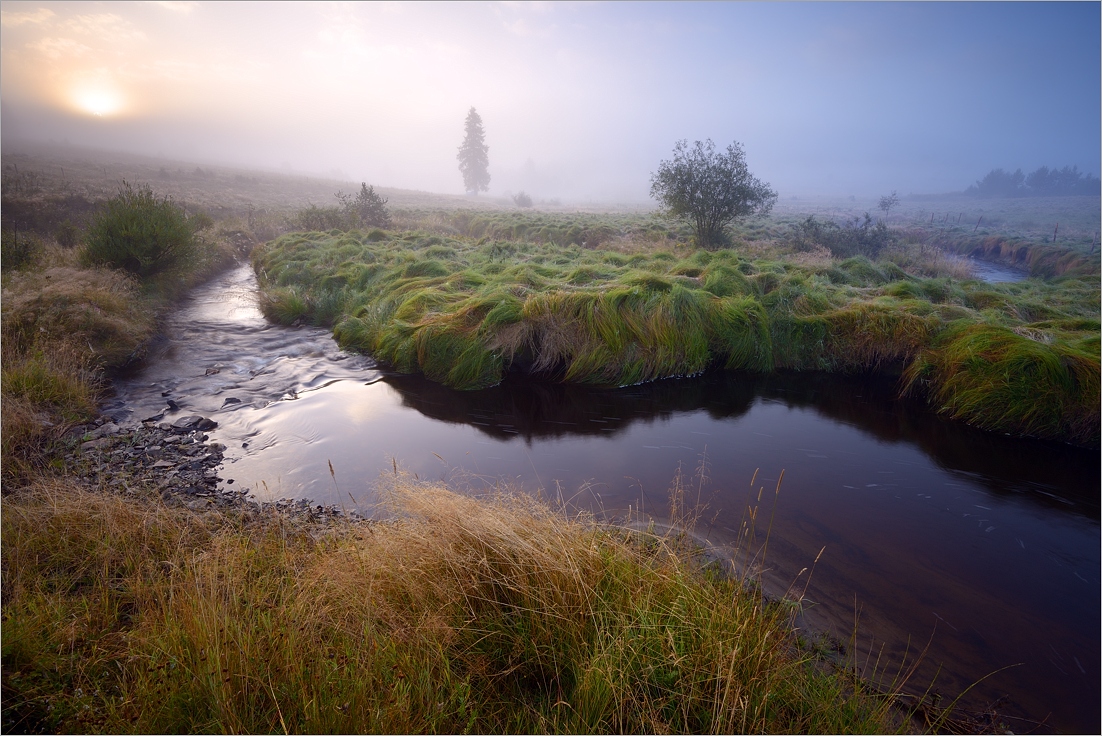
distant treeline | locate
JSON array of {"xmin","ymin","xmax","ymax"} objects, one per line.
[{"xmin": 965, "ymin": 165, "xmax": 1101, "ymax": 198}]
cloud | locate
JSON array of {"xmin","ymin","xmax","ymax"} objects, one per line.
[
  {"xmin": 0, "ymin": 7, "xmax": 55, "ymax": 27},
  {"xmin": 29, "ymin": 36, "xmax": 93, "ymax": 61},
  {"xmin": 64, "ymin": 13, "xmax": 147, "ymax": 44}
]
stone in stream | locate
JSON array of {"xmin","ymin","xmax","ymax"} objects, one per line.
[{"xmin": 171, "ymin": 415, "xmax": 218, "ymax": 432}]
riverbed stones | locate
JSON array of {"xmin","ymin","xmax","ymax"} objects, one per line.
[{"xmin": 62, "ymin": 415, "xmax": 360, "ymax": 528}]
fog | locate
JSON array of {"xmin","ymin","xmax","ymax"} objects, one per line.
[{"xmin": 2, "ymin": 2, "xmax": 1099, "ymax": 203}]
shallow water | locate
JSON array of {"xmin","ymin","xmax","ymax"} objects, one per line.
[
  {"xmin": 968, "ymin": 257, "xmax": 1028, "ymax": 283},
  {"xmin": 105, "ymin": 265, "xmax": 1099, "ymax": 733}
]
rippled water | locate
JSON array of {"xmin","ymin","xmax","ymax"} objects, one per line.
[{"xmin": 105, "ymin": 265, "xmax": 1098, "ymax": 733}]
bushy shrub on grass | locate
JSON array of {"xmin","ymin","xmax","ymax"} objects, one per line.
[
  {"xmin": 287, "ymin": 204, "xmax": 349, "ymax": 233},
  {"xmin": 80, "ymin": 182, "xmax": 200, "ymax": 278},
  {"xmin": 795, "ymin": 213, "xmax": 895, "ymax": 260}
]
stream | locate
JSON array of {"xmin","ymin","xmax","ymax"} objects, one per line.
[{"xmin": 104, "ymin": 264, "xmax": 1098, "ymax": 733}]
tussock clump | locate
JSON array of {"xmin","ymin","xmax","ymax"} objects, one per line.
[
  {"xmin": 2, "ymin": 266, "xmax": 153, "ymax": 367},
  {"xmin": 904, "ymin": 323, "xmax": 1100, "ymax": 445},
  {"xmin": 254, "ymin": 228, "xmax": 1099, "ymax": 443}
]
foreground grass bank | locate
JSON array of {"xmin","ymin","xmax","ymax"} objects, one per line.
[
  {"xmin": 2, "ymin": 475, "xmax": 908, "ymax": 734},
  {"xmin": 254, "ymin": 229, "xmax": 1099, "ymax": 445}
]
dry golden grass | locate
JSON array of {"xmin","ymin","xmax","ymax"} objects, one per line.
[{"xmin": 2, "ymin": 473, "xmax": 904, "ymax": 734}]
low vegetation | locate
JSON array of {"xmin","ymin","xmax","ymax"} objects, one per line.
[
  {"xmin": 2, "ymin": 472, "xmax": 906, "ymax": 734},
  {"xmin": 253, "ymin": 224, "xmax": 1099, "ymax": 445},
  {"xmin": 81, "ymin": 182, "xmax": 208, "ymax": 277},
  {"xmin": 1, "ymin": 183, "xmax": 237, "ymax": 482}
]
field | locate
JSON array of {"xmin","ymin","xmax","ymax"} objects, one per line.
[{"xmin": 1, "ymin": 144, "xmax": 1097, "ymax": 733}]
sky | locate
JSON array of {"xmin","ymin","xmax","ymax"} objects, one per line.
[{"xmin": 1, "ymin": 1, "xmax": 1099, "ymax": 201}]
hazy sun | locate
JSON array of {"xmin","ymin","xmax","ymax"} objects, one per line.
[{"xmin": 72, "ymin": 88, "xmax": 124, "ymax": 117}]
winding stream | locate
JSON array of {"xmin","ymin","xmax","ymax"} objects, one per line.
[{"xmin": 104, "ymin": 264, "xmax": 1098, "ymax": 733}]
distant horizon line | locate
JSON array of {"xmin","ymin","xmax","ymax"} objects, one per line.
[{"xmin": 4, "ymin": 137, "xmax": 1098, "ymax": 207}]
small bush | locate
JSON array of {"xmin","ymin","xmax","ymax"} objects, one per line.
[
  {"xmin": 80, "ymin": 182, "xmax": 199, "ymax": 278},
  {"xmin": 339, "ymin": 183, "xmax": 392, "ymax": 229},
  {"xmin": 0, "ymin": 227, "xmax": 41, "ymax": 271},
  {"xmin": 55, "ymin": 220, "xmax": 80, "ymax": 248},
  {"xmin": 512, "ymin": 191, "xmax": 533, "ymax": 208},
  {"xmin": 795, "ymin": 213, "xmax": 895, "ymax": 259}
]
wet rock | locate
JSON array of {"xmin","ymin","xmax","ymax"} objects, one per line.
[
  {"xmin": 172, "ymin": 415, "xmax": 218, "ymax": 432},
  {"xmin": 166, "ymin": 399, "xmax": 180, "ymax": 411},
  {"xmin": 221, "ymin": 397, "xmax": 242, "ymax": 406},
  {"xmin": 81, "ymin": 438, "xmax": 113, "ymax": 451}
]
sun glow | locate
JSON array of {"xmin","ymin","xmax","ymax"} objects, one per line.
[{"xmin": 72, "ymin": 88, "xmax": 124, "ymax": 117}]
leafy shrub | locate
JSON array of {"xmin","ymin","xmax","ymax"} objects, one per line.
[
  {"xmin": 339, "ymin": 182, "xmax": 392, "ymax": 229},
  {"xmin": 80, "ymin": 182, "xmax": 199, "ymax": 278},
  {"xmin": 794, "ymin": 213, "xmax": 895, "ymax": 259},
  {"xmin": 512, "ymin": 191, "xmax": 533, "ymax": 208}
]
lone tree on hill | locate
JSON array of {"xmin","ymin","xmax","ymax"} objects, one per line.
[
  {"xmin": 650, "ymin": 139, "xmax": 776, "ymax": 250},
  {"xmin": 457, "ymin": 107, "xmax": 490, "ymax": 195}
]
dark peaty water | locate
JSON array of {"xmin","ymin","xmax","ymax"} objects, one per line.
[{"xmin": 106, "ymin": 266, "xmax": 1099, "ymax": 733}]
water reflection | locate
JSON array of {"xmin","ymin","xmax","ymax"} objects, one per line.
[{"xmin": 382, "ymin": 371, "xmax": 1098, "ymax": 521}]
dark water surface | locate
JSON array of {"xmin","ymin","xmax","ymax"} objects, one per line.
[{"xmin": 106, "ymin": 266, "xmax": 1099, "ymax": 733}]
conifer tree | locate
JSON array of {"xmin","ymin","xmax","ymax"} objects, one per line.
[{"xmin": 457, "ymin": 107, "xmax": 490, "ymax": 194}]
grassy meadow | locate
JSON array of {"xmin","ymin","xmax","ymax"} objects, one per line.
[
  {"xmin": 253, "ymin": 217, "xmax": 1099, "ymax": 445},
  {"xmin": 1, "ymin": 144, "xmax": 1096, "ymax": 734}
]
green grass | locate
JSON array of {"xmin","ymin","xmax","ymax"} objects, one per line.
[
  {"xmin": 1, "ymin": 474, "xmax": 905, "ymax": 734},
  {"xmin": 253, "ymin": 227, "xmax": 1100, "ymax": 445}
]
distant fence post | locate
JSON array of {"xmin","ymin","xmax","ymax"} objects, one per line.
[{"xmin": 974, "ymin": 215, "xmax": 983, "ymax": 233}]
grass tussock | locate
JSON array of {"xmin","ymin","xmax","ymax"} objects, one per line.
[
  {"xmin": 254, "ymin": 229, "xmax": 1099, "ymax": 444},
  {"xmin": 903, "ymin": 323, "xmax": 1100, "ymax": 445},
  {"xmin": 2, "ymin": 475, "xmax": 902, "ymax": 734}
]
